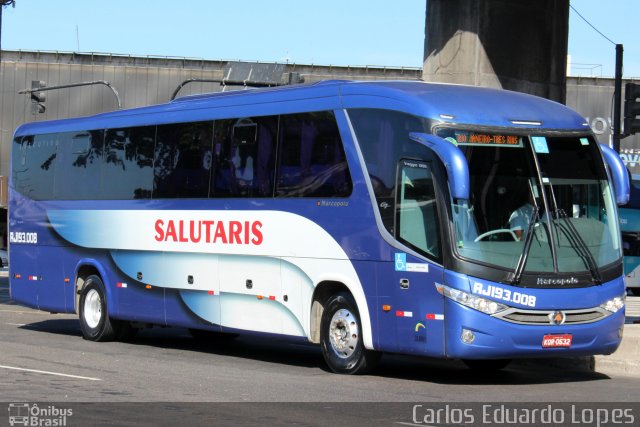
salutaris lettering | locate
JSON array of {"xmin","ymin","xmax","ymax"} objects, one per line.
[{"xmin": 154, "ymin": 219, "xmax": 263, "ymax": 245}]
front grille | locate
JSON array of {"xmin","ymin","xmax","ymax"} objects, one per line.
[{"xmin": 495, "ymin": 307, "xmax": 610, "ymax": 325}]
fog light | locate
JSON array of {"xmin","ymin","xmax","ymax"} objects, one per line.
[
  {"xmin": 618, "ymin": 327, "xmax": 624, "ymax": 339},
  {"xmin": 461, "ymin": 329, "xmax": 475, "ymax": 344}
]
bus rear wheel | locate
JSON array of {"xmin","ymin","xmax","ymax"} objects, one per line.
[
  {"xmin": 320, "ymin": 292, "xmax": 379, "ymax": 374},
  {"xmin": 78, "ymin": 275, "xmax": 120, "ymax": 342}
]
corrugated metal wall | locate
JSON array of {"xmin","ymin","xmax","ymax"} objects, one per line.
[
  {"xmin": 0, "ymin": 50, "xmax": 421, "ymax": 184},
  {"xmin": 566, "ymin": 76, "xmax": 640, "ymax": 178}
]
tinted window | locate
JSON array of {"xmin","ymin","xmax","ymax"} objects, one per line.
[
  {"xmin": 210, "ymin": 116, "xmax": 277, "ymax": 198},
  {"xmin": 12, "ymin": 134, "xmax": 58, "ymax": 200},
  {"xmin": 348, "ymin": 109, "xmax": 431, "ymax": 234},
  {"xmin": 276, "ymin": 112, "xmax": 352, "ymax": 197},
  {"xmin": 55, "ymin": 131, "xmax": 104, "ymax": 200},
  {"xmin": 397, "ymin": 160, "xmax": 440, "ymax": 259},
  {"xmin": 11, "ymin": 136, "xmax": 27, "ymax": 196},
  {"xmin": 154, "ymin": 122, "xmax": 213, "ymax": 198},
  {"xmin": 102, "ymin": 126, "xmax": 155, "ymax": 199}
]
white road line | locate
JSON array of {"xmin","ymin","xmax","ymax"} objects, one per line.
[
  {"xmin": 0, "ymin": 364, "xmax": 101, "ymax": 381},
  {"xmin": 0, "ymin": 309, "xmax": 51, "ymax": 315},
  {"xmin": 5, "ymin": 323, "xmax": 25, "ymax": 326}
]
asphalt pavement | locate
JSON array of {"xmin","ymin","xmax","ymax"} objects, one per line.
[{"xmin": 2, "ymin": 271, "xmax": 640, "ymax": 424}]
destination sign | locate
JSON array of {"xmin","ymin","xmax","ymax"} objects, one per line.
[
  {"xmin": 454, "ymin": 132, "xmax": 521, "ymax": 146},
  {"xmin": 437, "ymin": 129, "xmax": 523, "ymax": 147}
]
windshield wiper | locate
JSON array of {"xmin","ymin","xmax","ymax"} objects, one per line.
[
  {"xmin": 554, "ymin": 209, "xmax": 602, "ymax": 285},
  {"xmin": 510, "ymin": 206, "xmax": 540, "ymax": 285}
]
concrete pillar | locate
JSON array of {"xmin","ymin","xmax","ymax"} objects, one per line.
[{"xmin": 423, "ymin": 0, "xmax": 569, "ymax": 103}]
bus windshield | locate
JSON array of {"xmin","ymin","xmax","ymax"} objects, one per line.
[{"xmin": 437, "ymin": 129, "xmax": 621, "ymax": 277}]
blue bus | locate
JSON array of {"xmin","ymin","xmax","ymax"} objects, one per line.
[
  {"xmin": 9, "ymin": 80, "xmax": 630, "ymax": 374},
  {"xmin": 617, "ymin": 178, "xmax": 640, "ymax": 296}
]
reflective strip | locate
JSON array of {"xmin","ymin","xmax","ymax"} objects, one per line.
[
  {"xmin": 396, "ymin": 310, "xmax": 413, "ymax": 318},
  {"xmin": 426, "ymin": 314, "xmax": 444, "ymax": 320}
]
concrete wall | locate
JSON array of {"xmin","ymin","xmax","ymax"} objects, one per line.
[
  {"xmin": 566, "ymin": 76, "xmax": 640, "ymax": 178},
  {"xmin": 423, "ymin": 0, "xmax": 569, "ymax": 103}
]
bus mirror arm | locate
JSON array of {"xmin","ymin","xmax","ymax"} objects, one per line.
[
  {"xmin": 409, "ymin": 132, "xmax": 470, "ymax": 200},
  {"xmin": 599, "ymin": 144, "xmax": 630, "ymax": 206}
]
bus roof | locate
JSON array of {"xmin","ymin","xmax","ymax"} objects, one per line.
[{"xmin": 14, "ymin": 80, "xmax": 590, "ymax": 136}]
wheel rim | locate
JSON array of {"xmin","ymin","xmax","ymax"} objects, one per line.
[
  {"xmin": 83, "ymin": 288, "xmax": 102, "ymax": 329},
  {"xmin": 328, "ymin": 308, "xmax": 359, "ymax": 359}
]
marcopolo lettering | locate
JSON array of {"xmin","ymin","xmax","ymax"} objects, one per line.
[{"xmin": 536, "ymin": 277, "xmax": 579, "ymax": 286}]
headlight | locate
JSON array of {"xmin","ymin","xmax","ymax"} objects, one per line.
[
  {"xmin": 436, "ymin": 284, "xmax": 508, "ymax": 315},
  {"xmin": 600, "ymin": 295, "xmax": 625, "ymax": 313}
]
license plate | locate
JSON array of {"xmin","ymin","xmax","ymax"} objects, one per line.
[{"xmin": 542, "ymin": 334, "xmax": 572, "ymax": 348}]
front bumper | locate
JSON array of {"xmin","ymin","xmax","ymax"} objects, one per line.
[{"xmin": 444, "ymin": 300, "xmax": 624, "ymax": 359}]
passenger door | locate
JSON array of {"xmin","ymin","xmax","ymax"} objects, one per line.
[{"xmin": 392, "ymin": 159, "xmax": 446, "ymax": 356}]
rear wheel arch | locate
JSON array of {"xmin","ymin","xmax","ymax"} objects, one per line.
[{"xmin": 74, "ymin": 264, "xmax": 101, "ymax": 314}]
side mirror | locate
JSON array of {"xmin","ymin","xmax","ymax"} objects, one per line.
[
  {"xmin": 409, "ymin": 132, "xmax": 469, "ymax": 200},
  {"xmin": 599, "ymin": 143, "xmax": 630, "ymax": 205}
]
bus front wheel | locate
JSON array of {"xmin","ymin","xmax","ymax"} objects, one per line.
[
  {"xmin": 78, "ymin": 275, "xmax": 120, "ymax": 342},
  {"xmin": 320, "ymin": 292, "xmax": 380, "ymax": 374}
]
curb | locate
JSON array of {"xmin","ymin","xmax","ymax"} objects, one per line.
[{"xmin": 593, "ymin": 323, "xmax": 640, "ymax": 377}]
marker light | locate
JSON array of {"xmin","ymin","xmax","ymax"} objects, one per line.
[
  {"xmin": 510, "ymin": 120, "xmax": 542, "ymax": 126},
  {"xmin": 600, "ymin": 295, "xmax": 625, "ymax": 313},
  {"xmin": 436, "ymin": 284, "xmax": 508, "ymax": 315}
]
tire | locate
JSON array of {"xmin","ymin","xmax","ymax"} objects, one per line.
[
  {"xmin": 78, "ymin": 275, "xmax": 120, "ymax": 342},
  {"xmin": 629, "ymin": 287, "xmax": 640, "ymax": 297},
  {"xmin": 320, "ymin": 292, "xmax": 380, "ymax": 374},
  {"xmin": 462, "ymin": 359, "xmax": 512, "ymax": 371}
]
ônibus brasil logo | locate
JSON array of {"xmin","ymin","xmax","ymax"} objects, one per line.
[{"xmin": 8, "ymin": 403, "xmax": 72, "ymax": 426}]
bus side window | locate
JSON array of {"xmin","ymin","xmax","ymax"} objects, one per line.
[
  {"xmin": 210, "ymin": 116, "xmax": 276, "ymax": 198},
  {"xmin": 13, "ymin": 135, "xmax": 58, "ymax": 200},
  {"xmin": 11, "ymin": 136, "xmax": 29, "ymax": 198},
  {"xmin": 348, "ymin": 108, "xmax": 432, "ymax": 236},
  {"xmin": 154, "ymin": 121, "xmax": 213, "ymax": 199},
  {"xmin": 275, "ymin": 111, "xmax": 352, "ymax": 197},
  {"xmin": 102, "ymin": 126, "xmax": 155, "ymax": 199},
  {"xmin": 55, "ymin": 131, "xmax": 104, "ymax": 200},
  {"xmin": 210, "ymin": 119, "xmax": 235, "ymax": 197}
]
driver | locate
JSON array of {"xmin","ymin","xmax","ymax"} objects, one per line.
[{"xmin": 508, "ymin": 201, "xmax": 536, "ymax": 241}]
